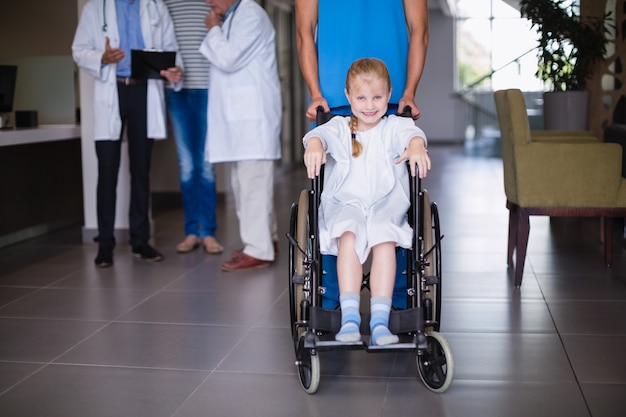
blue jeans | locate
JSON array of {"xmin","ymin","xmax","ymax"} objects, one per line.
[{"xmin": 166, "ymin": 88, "xmax": 218, "ymax": 238}]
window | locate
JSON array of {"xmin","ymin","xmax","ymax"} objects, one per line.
[{"xmin": 456, "ymin": 0, "xmax": 548, "ymax": 92}]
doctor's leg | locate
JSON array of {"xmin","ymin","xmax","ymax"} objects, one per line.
[{"xmin": 94, "ymin": 139, "xmax": 122, "ymax": 267}]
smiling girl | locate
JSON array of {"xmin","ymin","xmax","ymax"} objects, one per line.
[{"xmin": 302, "ymin": 58, "xmax": 430, "ymax": 346}]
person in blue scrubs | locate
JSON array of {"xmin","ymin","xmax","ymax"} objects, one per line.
[{"xmin": 295, "ymin": 0, "xmax": 429, "ymax": 120}]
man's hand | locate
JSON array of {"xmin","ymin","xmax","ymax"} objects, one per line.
[
  {"xmin": 306, "ymin": 97, "xmax": 329, "ymax": 121},
  {"xmin": 160, "ymin": 66, "xmax": 183, "ymax": 83},
  {"xmin": 398, "ymin": 95, "xmax": 421, "ymax": 120},
  {"xmin": 101, "ymin": 37, "xmax": 124, "ymax": 65},
  {"xmin": 205, "ymin": 8, "xmax": 222, "ymax": 30}
]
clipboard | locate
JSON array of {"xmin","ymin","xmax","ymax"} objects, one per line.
[{"xmin": 131, "ymin": 49, "xmax": 176, "ymax": 80}]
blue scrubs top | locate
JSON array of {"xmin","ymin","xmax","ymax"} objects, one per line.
[{"xmin": 317, "ymin": 0, "xmax": 409, "ymax": 114}]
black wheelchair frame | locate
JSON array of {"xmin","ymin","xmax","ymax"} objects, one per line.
[{"xmin": 287, "ymin": 108, "xmax": 454, "ymax": 394}]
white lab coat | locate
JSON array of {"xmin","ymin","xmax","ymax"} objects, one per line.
[
  {"xmin": 199, "ymin": 0, "xmax": 282, "ymax": 163},
  {"xmin": 72, "ymin": 0, "xmax": 183, "ymax": 140}
]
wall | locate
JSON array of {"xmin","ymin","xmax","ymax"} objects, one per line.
[
  {"xmin": 0, "ymin": 0, "xmax": 78, "ymax": 125},
  {"xmin": 0, "ymin": 0, "xmax": 82, "ymax": 246},
  {"xmin": 0, "ymin": 1, "xmax": 77, "ymax": 57},
  {"xmin": 417, "ymin": 9, "xmax": 464, "ymax": 142}
]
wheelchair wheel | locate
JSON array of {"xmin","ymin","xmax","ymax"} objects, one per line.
[
  {"xmin": 416, "ymin": 331, "xmax": 454, "ymax": 393},
  {"xmin": 296, "ymin": 334, "xmax": 320, "ymax": 394},
  {"xmin": 289, "ymin": 190, "xmax": 310, "ymax": 344},
  {"xmin": 422, "ymin": 191, "xmax": 442, "ymax": 331}
]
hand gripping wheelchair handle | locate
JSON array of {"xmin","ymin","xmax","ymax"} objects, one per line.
[
  {"xmin": 316, "ymin": 105, "xmax": 413, "ymax": 123},
  {"xmin": 399, "ymin": 105, "xmax": 412, "ymax": 118}
]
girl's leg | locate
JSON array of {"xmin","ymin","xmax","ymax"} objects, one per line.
[
  {"xmin": 369, "ymin": 242, "xmax": 399, "ymax": 346},
  {"xmin": 335, "ymin": 232, "xmax": 363, "ymax": 342}
]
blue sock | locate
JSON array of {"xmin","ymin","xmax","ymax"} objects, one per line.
[
  {"xmin": 336, "ymin": 292, "xmax": 361, "ymax": 342},
  {"xmin": 370, "ymin": 296, "xmax": 399, "ymax": 346}
]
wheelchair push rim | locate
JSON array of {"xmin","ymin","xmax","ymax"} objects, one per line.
[
  {"xmin": 289, "ymin": 190, "xmax": 310, "ymax": 346},
  {"xmin": 422, "ymin": 191, "xmax": 443, "ymax": 331}
]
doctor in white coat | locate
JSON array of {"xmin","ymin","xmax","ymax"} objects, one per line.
[
  {"xmin": 200, "ymin": 0, "xmax": 282, "ymax": 272},
  {"xmin": 72, "ymin": 0, "xmax": 183, "ymax": 268}
]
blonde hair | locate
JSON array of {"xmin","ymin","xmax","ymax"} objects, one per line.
[{"xmin": 345, "ymin": 58, "xmax": 392, "ymax": 157}]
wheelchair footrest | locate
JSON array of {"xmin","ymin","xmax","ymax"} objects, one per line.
[
  {"xmin": 365, "ymin": 342, "xmax": 417, "ymax": 352},
  {"xmin": 389, "ymin": 307, "xmax": 424, "ymax": 334},
  {"xmin": 310, "ymin": 306, "xmax": 426, "ymax": 335},
  {"xmin": 310, "ymin": 305, "xmax": 342, "ymax": 333},
  {"xmin": 316, "ymin": 340, "xmax": 366, "ymax": 351}
]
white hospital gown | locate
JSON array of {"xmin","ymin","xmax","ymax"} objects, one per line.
[{"xmin": 302, "ymin": 115, "xmax": 427, "ymax": 263}]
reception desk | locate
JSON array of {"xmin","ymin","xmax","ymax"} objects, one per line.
[
  {"xmin": 0, "ymin": 124, "xmax": 81, "ymax": 147},
  {"xmin": 0, "ymin": 124, "xmax": 82, "ymax": 247}
]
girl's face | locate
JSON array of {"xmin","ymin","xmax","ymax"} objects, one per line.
[{"xmin": 345, "ymin": 74, "xmax": 391, "ymax": 131}]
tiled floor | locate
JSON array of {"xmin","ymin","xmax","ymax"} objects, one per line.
[{"xmin": 0, "ymin": 144, "xmax": 625, "ymax": 417}]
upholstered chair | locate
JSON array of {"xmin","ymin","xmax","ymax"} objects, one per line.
[{"xmin": 494, "ymin": 88, "xmax": 626, "ymax": 287}]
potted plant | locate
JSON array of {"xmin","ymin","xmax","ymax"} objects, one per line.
[{"xmin": 519, "ymin": 0, "xmax": 610, "ymax": 130}]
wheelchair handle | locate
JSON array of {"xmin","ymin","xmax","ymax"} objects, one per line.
[
  {"xmin": 316, "ymin": 106, "xmax": 334, "ymax": 126},
  {"xmin": 400, "ymin": 105, "xmax": 412, "ymax": 118},
  {"xmin": 316, "ymin": 105, "xmax": 412, "ymax": 123}
]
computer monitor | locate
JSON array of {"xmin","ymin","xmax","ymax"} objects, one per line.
[{"xmin": 0, "ymin": 65, "xmax": 18, "ymax": 114}]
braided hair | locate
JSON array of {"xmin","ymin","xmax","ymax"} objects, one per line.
[{"xmin": 345, "ymin": 58, "xmax": 392, "ymax": 158}]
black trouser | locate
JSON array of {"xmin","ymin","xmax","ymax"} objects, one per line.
[{"xmin": 95, "ymin": 82, "xmax": 153, "ymax": 249}]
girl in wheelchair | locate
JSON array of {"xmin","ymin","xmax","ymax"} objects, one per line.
[{"xmin": 302, "ymin": 58, "xmax": 430, "ymax": 346}]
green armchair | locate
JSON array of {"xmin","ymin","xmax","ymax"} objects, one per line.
[{"xmin": 494, "ymin": 88, "xmax": 626, "ymax": 287}]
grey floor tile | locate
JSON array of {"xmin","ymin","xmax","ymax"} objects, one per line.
[
  {"xmin": 441, "ymin": 252, "xmax": 510, "ymax": 274},
  {"xmin": 536, "ymin": 273, "xmax": 626, "ymax": 301},
  {"xmin": 173, "ymin": 372, "xmax": 390, "ymax": 417},
  {"xmin": 562, "ymin": 335, "xmax": 626, "ymax": 384},
  {"xmin": 0, "ymin": 318, "xmax": 105, "ymax": 362},
  {"xmin": 0, "ymin": 288, "xmax": 154, "ymax": 321},
  {"xmin": 528, "ymin": 251, "xmax": 620, "ymax": 277},
  {"xmin": 50, "ymin": 263, "xmax": 190, "ymax": 291},
  {"xmin": 442, "ymin": 271, "xmax": 544, "ymax": 300},
  {"xmin": 0, "ymin": 264, "xmax": 77, "ymax": 287},
  {"xmin": 162, "ymin": 261, "xmax": 288, "ymax": 296},
  {"xmin": 581, "ymin": 383, "xmax": 626, "ymax": 417},
  {"xmin": 118, "ymin": 290, "xmax": 278, "ymax": 326},
  {"xmin": 253, "ymin": 289, "xmax": 291, "ymax": 328},
  {"xmin": 319, "ymin": 349, "xmax": 402, "ymax": 378},
  {"xmin": 0, "ymin": 287, "xmax": 36, "ymax": 308},
  {"xmin": 0, "ymin": 362, "xmax": 44, "ymax": 394},
  {"xmin": 217, "ymin": 327, "xmax": 298, "ymax": 375},
  {"xmin": 439, "ymin": 332, "xmax": 576, "ymax": 382},
  {"xmin": 56, "ymin": 322, "xmax": 244, "ymax": 371},
  {"xmin": 0, "ymin": 364, "xmax": 208, "ymax": 417},
  {"xmin": 440, "ymin": 298, "xmax": 557, "ymax": 334},
  {"xmin": 549, "ymin": 301, "xmax": 626, "ymax": 335},
  {"xmin": 384, "ymin": 380, "xmax": 591, "ymax": 417}
]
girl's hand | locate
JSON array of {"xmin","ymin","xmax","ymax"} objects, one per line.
[
  {"xmin": 396, "ymin": 137, "xmax": 430, "ymax": 178},
  {"xmin": 303, "ymin": 137, "xmax": 326, "ymax": 178}
]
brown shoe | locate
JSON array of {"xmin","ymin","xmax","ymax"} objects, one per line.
[
  {"xmin": 203, "ymin": 236, "xmax": 224, "ymax": 254},
  {"xmin": 176, "ymin": 236, "xmax": 200, "ymax": 253},
  {"xmin": 231, "ymin": 241, "xmax": 279, "ymax": 258},
  {"xmin": 221, "ymin": 253, "xmax": 270, "ymax": 272}
]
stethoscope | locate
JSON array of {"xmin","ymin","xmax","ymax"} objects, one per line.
[
  {"xmin": 102, "ymin": 0, "xmax": 160, "ymax": 33},
  {"xmin": 223, "ymin": 0, "xmax": 242, "ymax": 40}
]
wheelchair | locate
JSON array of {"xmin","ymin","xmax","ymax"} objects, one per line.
[{"xmin": 287, "ymin": 107, "xmax": 454, "ymax": 394}]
